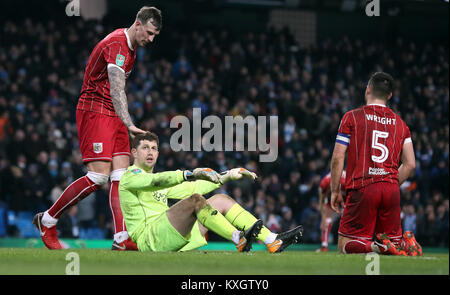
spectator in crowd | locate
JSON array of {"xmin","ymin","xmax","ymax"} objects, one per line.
[
  {"xmin": 280, "ymin": 207, "xmax": 298, "ymax": 232},
  {"xmin": 300, "ymin": 198, "xmax": 321, "ymax": 243},
  {"xmin": 57, "ymin": 206, "xmax": 79, "ymax": 239},
  {"xmin": 402, "ymin": 204, "xmax": 417, "ymax": 233}
]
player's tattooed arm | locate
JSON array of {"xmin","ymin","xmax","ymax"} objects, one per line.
[{"xmin": 108, "ymin": 65, "xmax": 134, "ymax": 128}]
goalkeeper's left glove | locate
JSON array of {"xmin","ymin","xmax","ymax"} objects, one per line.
[
  {"xmin": 219, "ymin": 168, "xmax": 258, "ymax": 184},
  {"xmin": 184, "ymin": 168, "xmax": 221, "ymax": 183}
]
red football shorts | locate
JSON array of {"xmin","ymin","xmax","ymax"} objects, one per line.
[
  {"xmin": 338, "ymin": 181, "xmax": 402, "ymax": 241},
  {"xmin": 76, "ymin": 109, "xmax": 130, "ymax": 163}
]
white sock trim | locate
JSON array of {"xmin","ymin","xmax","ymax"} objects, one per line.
[
  {"xmin": 86, "ymin": 171, "xmax": 109, "ymax": 185},
  {"xmin": 264, "ymin": 232, "xmax": 277, "ymax": 245},
  {"xmin": 232, "ymin": 230, "xmax": 241, "ymax": 244},
  {"xmin": 114, "ymin": 231, "xmax": 129, "ymax": 244},
  {"xmin": 110, "ymin": 168, "xmax": 127, "ymax": 182},
  {"xmin": 42, "ymin": 211, "xmax": 58, "ymax": 228}
]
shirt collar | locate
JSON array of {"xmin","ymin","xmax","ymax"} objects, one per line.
[
  {"xmin": 367, "ymin": 103, "xmax": 387, "ymax": 107},
  {"xmin": 124, "ymin": 29, "xmax": 134, "ymax": 51}
]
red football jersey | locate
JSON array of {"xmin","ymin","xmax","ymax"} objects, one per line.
[
  {"xmin": 77, "ymin": 28, "xmax": 136, "ymax": 117},
  {"xmin": 319, "ymin": 171, "xmax": 346, "ymax": 195},
  {"xmin": 336, "ymin": 103, "xmax": 411, "ymax": 190}
]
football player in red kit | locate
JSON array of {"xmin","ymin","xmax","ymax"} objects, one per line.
[
  {"xmin": 33, "ymin": 7, "xmax": 162, "ymax": 250},
  {"xmin": 330, "ymin": 72, "xmax": 422, "ymax": 256},
  {"xmin": 316, "ymin": 171, "xmax": 345, "ymax": 252}
]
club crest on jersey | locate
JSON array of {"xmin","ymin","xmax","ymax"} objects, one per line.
[
  {"xmin": 93, "ymin": 142, "xmax": 103, "ymax": 154},
  {"xmin": 115, "ymin": 54, "xmax": 125, "ymax": 67},
  {"xmin": 131, "ymin": 168, "xmax": 142, "ymax": 174}
]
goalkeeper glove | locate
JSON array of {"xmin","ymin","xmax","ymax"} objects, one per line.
[
  {"xmin": 183, "ymin": 168, "xmax": 221, "ymax": 183},
  {"xmin": 219, "ymin": 168, "xmax": 258, "ymax": 184}
]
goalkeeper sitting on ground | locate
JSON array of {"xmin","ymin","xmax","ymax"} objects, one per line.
[{"xmin": 118, "ymin": 132, "xmax": 303, "ymax": 252}]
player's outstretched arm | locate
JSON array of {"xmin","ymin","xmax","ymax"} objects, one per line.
[
  {"xmin": 108, "ymin": 65, "xmax": 146, "ymax": 137},
  {"xmin": 120, "ymin": 169, "xmax": 186, "ymax": 191},
  {"xmin": 164, "ymin": 169, "xmax": 222, "ymax": 201},
  {"xmin": 219, "ymin": 168, "xmax": 257, "ymax": 184},
  {"xmin": 121, "ymin": 168, "xmax": 221, "ymax": 192}
]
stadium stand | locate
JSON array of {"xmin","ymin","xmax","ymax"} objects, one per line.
[{"xmin": 0, "ymin": 1, "xmax": 448, "ymax": 247}]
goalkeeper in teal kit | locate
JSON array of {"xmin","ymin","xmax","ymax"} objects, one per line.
[{"xmin": 119, "ymin": 132, "xmax": 303, "ymax": 252}]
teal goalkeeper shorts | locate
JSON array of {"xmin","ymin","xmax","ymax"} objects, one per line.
[{"xmin": 136, "ymin": 212, "xmax": 207, "ymax": 252}]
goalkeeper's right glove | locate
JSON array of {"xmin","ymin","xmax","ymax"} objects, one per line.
[
  {"xmin": 219, "ymin": 168, "xmax": 258, "ymax": 184},
  {"xmin": 183, "ymin": 168, "xmax": 221, "ymax": 183}
]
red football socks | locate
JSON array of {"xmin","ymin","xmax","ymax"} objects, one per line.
[
  {"xmin": 48, "ymin": 175, "xmax": 100, "ymax": 219},
  {"xmin": 109, "ymin": 180, "xmax": 127, "ymax": 234}
]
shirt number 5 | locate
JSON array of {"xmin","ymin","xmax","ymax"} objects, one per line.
[{"xmin": 371, "ymin": 130, "xmax": 389, "ymax": 163}]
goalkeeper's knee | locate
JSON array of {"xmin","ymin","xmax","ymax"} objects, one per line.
[{"xmin": 189, "ymin": 194, "xmax": 207, "ymax": 212}]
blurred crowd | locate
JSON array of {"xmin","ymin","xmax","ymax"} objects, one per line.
[{"xmin": 0, "ymin": 17, "xmax": 448, "ymax": 247}]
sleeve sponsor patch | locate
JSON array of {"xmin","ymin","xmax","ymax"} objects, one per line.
[{"xmin": 115, "ymin": 54, "xmax": 125, "ymax": 67}]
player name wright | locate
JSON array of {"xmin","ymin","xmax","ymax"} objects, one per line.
[{"xmin": 365, "ymin": 114, "xmax": 396, "ymax": 125}]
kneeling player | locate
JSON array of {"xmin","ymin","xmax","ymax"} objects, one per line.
[
  {"xmin": 118, "ymin": 132, "xmax": 303, "ymax": 252},
  {"xmin": 330, "ymin": 72, "xmax": 422, "ymax": 256}
]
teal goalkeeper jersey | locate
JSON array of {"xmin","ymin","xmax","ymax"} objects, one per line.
[{"xmin": 118, "ymin": 165, "xmax": 221, "ymax": 242}]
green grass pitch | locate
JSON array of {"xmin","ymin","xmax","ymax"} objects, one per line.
[{"xmin": 0, "ymin": 248, "xmax": 448, "ymax": 275}]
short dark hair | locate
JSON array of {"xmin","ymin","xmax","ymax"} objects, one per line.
[
  {"xmin": 368, "ymin": 72, "xmax": 394, "ymax": 100},
  {"xmin": 131, "ymin": 132, "xmax": 159, "ymax": 149},
  {"xmin": 136, "ymin": 6, "xmax": 162, "ymax": 31}
]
